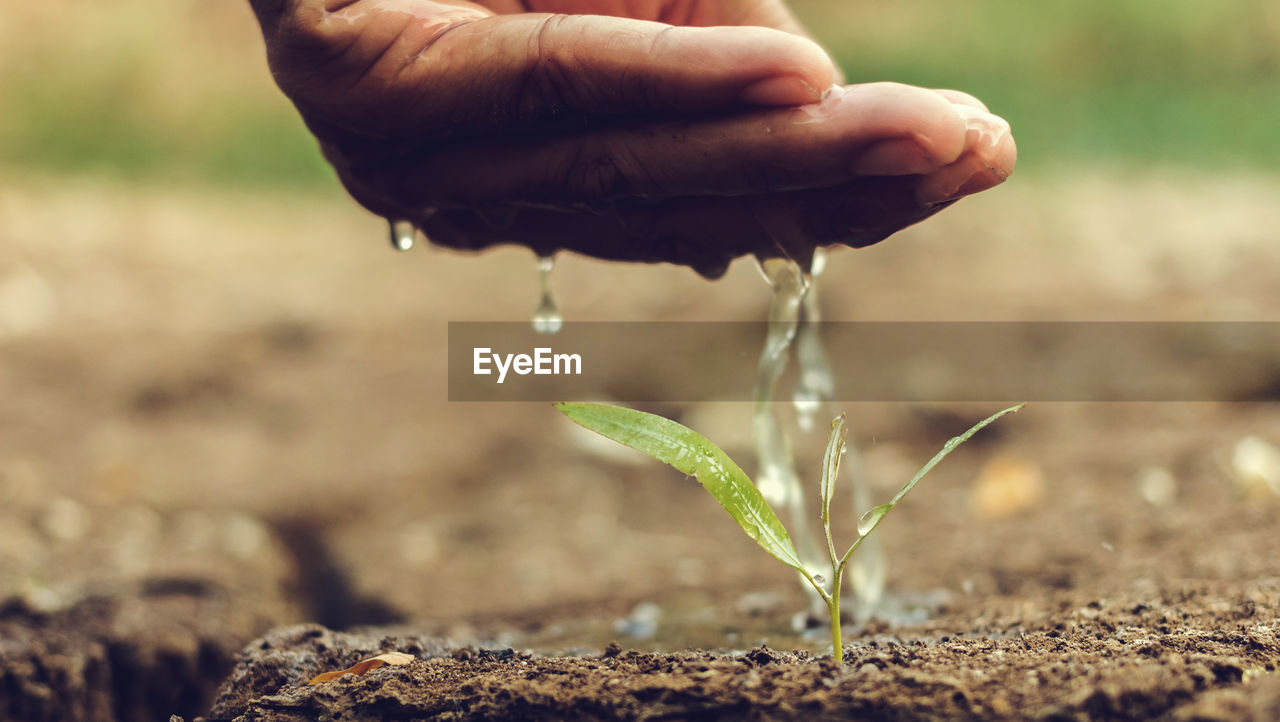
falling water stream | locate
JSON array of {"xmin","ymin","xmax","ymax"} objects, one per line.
[
  {"xmin": 392, "ymin": 223, "xmax": 886, "ymax": 627},
  {"xmin": 752, "ymin": 257, "xmax": 823, "ymax": 602},
  {"xmin": 790, "ymin": 250, "xmax": 833, "ymax": 433},
  {"xmin": 514, "ymin": 247, "xmax": 888, "ymax": 618},
  {"xmin": 752, "ymin": 252, "xmax": 887, "ymax": 620}
]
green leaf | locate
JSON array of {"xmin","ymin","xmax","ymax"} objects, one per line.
[
  {"xmin": 820, "ymin": 414, "xmax": 847, "ymax": 527},
  {"xmin": 840, "ymin": 404, "xmax": 1024, "ymax": 565},
  {"xmin": 556, "ymin": 402, "xmax": 804, "ymax": 571},
  {"xmin": 887, "ymin": 404, "xmax": 1026, "ymax": 508}
]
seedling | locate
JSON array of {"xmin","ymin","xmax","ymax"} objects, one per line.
[{"xmin": 556, "ymin": 402, "xmax": 1023, "ymax": 664}]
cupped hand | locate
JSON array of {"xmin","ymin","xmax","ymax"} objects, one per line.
[{"xmin": 249, "ymin": 0, "xmax": 1016, "ymax": 277}]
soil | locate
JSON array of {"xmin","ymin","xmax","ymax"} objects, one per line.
[
  {"xmin": 202, "ymin": 591, "xmax": 1280, "ymax": 722},
  {"xmin": 3, "ymin": 173, "xmax": 1280, "ymax": 720}
]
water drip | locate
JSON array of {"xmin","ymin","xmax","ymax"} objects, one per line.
[
  {"xmin": 793, "ymin": 248, "xmax": 835, "ymax": 432},
  {"xmin": 752, "ymin": 257, "xmax": 825, "ymax": 613},
  {"xmin": 388, "ymin": 219, "xmax": 415, "ymax": 251},
  {"xmin": 531, "ymin": 255, "xmax": 563, "ymax": 335},
  {"xmin": 751, "ymin": 250, "xmax": 888, "ymax": 621}
]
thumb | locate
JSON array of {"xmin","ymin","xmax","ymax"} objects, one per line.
[{"xmin": 268, "ymin": 4, "xmax": 838, "ymax": 137}]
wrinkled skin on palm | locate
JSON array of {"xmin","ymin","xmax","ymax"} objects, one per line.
[{"xmin": 249, "ymin": 0, "xmax": 1016, "ymax": 277}]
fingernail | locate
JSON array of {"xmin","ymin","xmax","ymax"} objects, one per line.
[
  {"xmin": 851, "ymin": 138, "xmax": 938, "ymax": 176},
  {"xmin": 955, "ymin": 104, "xmax": 1012, "ymax": 156},
  {"xmin": 738, "ymin": 75, "xmax": 821, "ymax": 106},
  {"xmin": 917, "ymin": 162, "xmax": 1003, "ymax": 205}
]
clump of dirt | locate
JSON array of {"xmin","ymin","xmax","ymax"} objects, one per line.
[
  {"xmin": 1, "ymin": 581, "xmax": 276, "ymax": 722},
  {"xmin": 0, "ymin": 503, "xmax": 305, "ymax": 722},
  {"xmin": 205, "ymin": 624, "xmax": 450, "ymax": 718}
]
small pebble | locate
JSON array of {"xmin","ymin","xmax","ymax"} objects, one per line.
[
  {"xmin": 1232, "ymin": 436, "xmax": 1280, "ymax": 498},
  {"xmin": 614, "ymin": 602, "xmax": 661, "ymax": 639},
  {"xmin": 41, "ymin": 497, "xmax": 89, "ymax": 543},
  {"xmin": 969, "ymin": 452, "xmax": 1045, "ymax": 519},
  {"xmin": 1136, "ymin": 466, "xmax": 1177, "ymax": 507}
]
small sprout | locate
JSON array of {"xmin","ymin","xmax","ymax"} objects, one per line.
[
  {"xmin": 557, "ymin": 401, "xmax": 1023, "ymax": 665},
  {"xmin": 308, "ymin": 651, "xmax": 415, "ymax": 685}
]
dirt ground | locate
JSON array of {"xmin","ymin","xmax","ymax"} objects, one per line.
[{"xmin": 3, "ymin": 171, "xmax": 1280, "ymax": 720}]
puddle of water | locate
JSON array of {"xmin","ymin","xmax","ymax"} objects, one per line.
[{"xmin": 495, "ymin": 588, "xmax": 953, "ymax": 657}]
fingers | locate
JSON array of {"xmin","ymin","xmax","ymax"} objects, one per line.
[
  {"xmin": 415, "ymin": 175, "xmax": 946, "ymax": 278},
  {"xmin": 371, "ymin": 83, "xmax": 1009, "ymax": 210},
  {"xmin": 917, "ymin": 105, "xmax": 1017, "ymax": 204},
  {"xmin": 932, "ymin": 88, "xmax": 989, "ymax": 112},
  {"xmin": 270, "ymin": 3, "xmax": 838, "ymax": 136}
]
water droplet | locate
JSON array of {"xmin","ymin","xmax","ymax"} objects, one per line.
[
  {"xmin": 388, "ymin": 219, "xmax": 415, "ymax": 251},
  {"xmin": 809, "ymin": 247, "xmax": 828, "ymax": 277},
  {"xmin": 792, "ymin": 388, "xmax": 821, "ymax": 432},
  {"xmin": 812, "ymin": 574, "xmax": 826, "ymax": 585},
  {"xmin": 532, "ymin": 301, "xmax": 562, "ymax": 335},
  {"xmin": 857, "ymin": 504, "xmax": 892, "ymax": 536},
  {"xmin": 531, "ymin": 255, "xmax": 562, "ymax": 334}
]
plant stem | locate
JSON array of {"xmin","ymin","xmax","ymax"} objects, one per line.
[{"xmin": 829, "ymin": 569, "xmax": 843, "ymax": 666}]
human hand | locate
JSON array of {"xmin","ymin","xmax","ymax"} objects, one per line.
[{"xmin": 249, "ymin": 1, "xmax": 1016, "ymax": 277}]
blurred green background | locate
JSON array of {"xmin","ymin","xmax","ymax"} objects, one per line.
[
  {"xmin": 1, "ymin": 0, "xmax": 1277, "ymax": 191},
  {"xmin": 799, "ymin": 0, "xmax": 1280, "ymax": 171}
]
